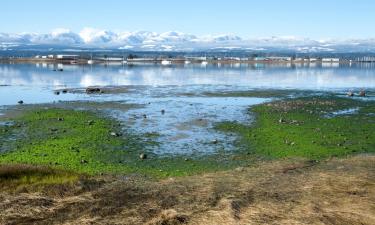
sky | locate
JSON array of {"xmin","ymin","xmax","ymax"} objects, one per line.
[{"xmin": 1, "ymin": 0, "xmax": 375, "ymax": 39}]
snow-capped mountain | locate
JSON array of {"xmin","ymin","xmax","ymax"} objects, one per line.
[{"xmin": 1, "ymin": 28, "xmax": 375, "ymax": 53}]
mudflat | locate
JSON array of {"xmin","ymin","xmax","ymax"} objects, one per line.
[{"xmin": 0, "ymin": 90, "xmax": 374, "ymax": 225}]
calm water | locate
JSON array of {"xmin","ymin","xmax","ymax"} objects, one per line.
[
  {"xmin": 1, "ymin": 63, "xmax": 375, "ymax": 155},
  {"xmin": 1, "ymin": 63, "xmax": 375, "ymax": 89}
]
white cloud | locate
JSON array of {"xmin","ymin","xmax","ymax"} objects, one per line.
[{"xmin": 0, "ymin": 28, "xmax": 375, "ymax": 52}]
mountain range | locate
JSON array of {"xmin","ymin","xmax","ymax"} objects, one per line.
[{"xmin": 1, "ymin": 28, "xmax": 375, "ymax": 53}]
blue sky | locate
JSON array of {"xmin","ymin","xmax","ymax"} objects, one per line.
[{"xmin": 1, "ymin": 0, "xmax": 375, "ymax": 38}]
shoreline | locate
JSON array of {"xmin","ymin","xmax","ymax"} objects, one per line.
[{"xmin": 0, "ymin": 57, "xmax": 371, "ymax": 66}]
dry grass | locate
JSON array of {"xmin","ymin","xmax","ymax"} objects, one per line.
[
  {"xmin": 0, "ymin": 164, "xmax": 79, "ymax": 191},
  {"xmin": 1, "ymin": 155, "xmax": 374, "ymax": 225}
]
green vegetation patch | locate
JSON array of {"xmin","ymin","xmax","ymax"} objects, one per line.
[
  {"xmin": 216, "ymin": 96, "xmax": 375, "ymax": 160},
  {"xmin": 0, "ymin": 108, "xmax": 248, "ymax": 178},
  {"xmin": 0, "ymin": 108, "xmax": 134, "ymax": 174}
]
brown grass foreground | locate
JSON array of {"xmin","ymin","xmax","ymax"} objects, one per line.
[{"xmin": 0, "ymin": 155, "xmax": 374, "ymax": 225}]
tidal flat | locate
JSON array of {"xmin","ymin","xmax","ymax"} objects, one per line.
[
  {"xmin": 0, "ymin": 103, "xmax": 245, "ymax": 178},
  {"xmin": 0, "ymin": 89, "xmax": 374, "ymax": 224},
  {"xmin": 1, "ymin": 62, "xmax": 375, "ymax": 224}
]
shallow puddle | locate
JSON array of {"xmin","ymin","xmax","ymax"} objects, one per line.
[
  {"xmin": 110, "ymin": 95, "xmax": 268, "ymax": 155},
  {"xmin": 325, "ymin": 107, "xmax": 360, "ymax": 118}
]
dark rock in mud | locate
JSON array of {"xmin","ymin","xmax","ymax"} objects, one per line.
[
  {"xmin": 235, "ymin": 167, "xmax": 245, "ymax": 172},
  {"xmin": 161, "ymin": 109, "xmax": 165, "ymax": 115},
  {"xmin": 62, "ymin": 89, "xmax": 68, "ymax": 94},
  {"xmin": 212, "ymin": 139, "xmax": 219, "ymax": 144},
  {"xmin": 110, "ymin": 132, "xmax": 121, "ymax": 137},
  {"xmin": 139, "ymin": 153, "xmax": 147, "ymax": 160},
  {"xmin": 86, "ymin": 87, "xmax": 102, "ymax": 94},
  {"xmin": 54, "ymin": 91, "xmax": 60, "ymax": 95},
  {"xmin": 18, "ymin": 100, "xmax": 24, "ymax": 105}
]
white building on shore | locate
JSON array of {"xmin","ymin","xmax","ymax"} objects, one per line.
[
  {"xmin": 322, "ymin": 58, "xmax": 340, "ymax": 63},
  {"xmin": 56, "ymin": 55, "xmax": 79, "ymax": 60},
  {"xmin": 266, "ymin": 57, "xmax": 292, "ymax": 61}
]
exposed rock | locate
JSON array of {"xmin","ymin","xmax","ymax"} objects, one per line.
[
  {"xmin": 139, "ymin": 153, "xmax": 147, "ymax": 160},
  {"xmin": 110, "ymin": 132, "xmax": 120, "ymax": 137},
  {"xmin": 80, "ymin": 159, "xmax": 88, "ymax": 164},
  {"xmin": 62, "ymin": 89, "xmax": 68, "ymax": 94},
  {"xmin": 212, "ymin": 139, "xmax": 219, "ymax": 144},
  {"xmin": 347, "ymin": 91, "xmax": 354, "ymax": 97},
  {"xmin": 54, "ymin": 91, "xmax": 60, "ymax": 95},
  {"xmin": 143, "ymin": 114, "xmax": 147, "ymax": 119},
  {"xmin": 18, "ymin": 100, "xmax": 24, "ymax": 104},
  {"xmin": 235, "ymin": 167, "xmax": 244, "ymax": 172},
  {"xmin": 161, "ymin": 109, "xmax": 165, "ymax": 115},
  {"xmin": 57, "ymin": 117, "xmax": 64, "ymax": 121},
  {"xmin": 279, "ymin": 118, "xmax": 285, "ymax": 123},
  {"xmin": 359, "ymin": 90, "xmax": 366, "ymax": 97},
  {"xmin": 86, "ymin": 87, "xmax": 102, "ymax": 94}
]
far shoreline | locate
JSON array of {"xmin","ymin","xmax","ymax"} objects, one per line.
[{"xmin": 0, "ymin": 57, "xmax": 371, "ymax": 66}]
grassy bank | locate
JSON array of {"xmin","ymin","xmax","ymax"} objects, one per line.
[
  {"xmin": 1, "ymin": 155, "xmax": 374, "ymax": 225},
  {"xmin": 0, "ymin": 164, "xmax": 79, "ymax": 192},
  {"xmin": 216, "ymin": 96, "xmax": 375, "ymax": 159}
]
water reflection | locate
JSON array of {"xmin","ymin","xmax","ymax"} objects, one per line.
[{"xmin": 0, "ymin": 63, "xmax": 375, "ymax": 89}]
